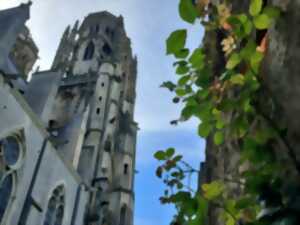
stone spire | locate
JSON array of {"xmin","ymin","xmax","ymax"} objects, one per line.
[
  {"xmin": 0, "ymin": 2, "xmax": 31, "ymax": 74},
  {"xmin": 51, "ymin": 25, "xmax": 72, "ymax": 71}
]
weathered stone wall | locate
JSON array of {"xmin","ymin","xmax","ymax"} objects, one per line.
[{"xmin": 199, "ymin": 1, "xmax": 300, "ymax": 225}]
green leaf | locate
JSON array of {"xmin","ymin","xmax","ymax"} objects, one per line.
[
  {"xmin": 226, "ymin": 53, "xmax": 241, "ymax": 70},
  {"xmin": 202, "ymin": 181, "xmax": 225, "ymax": 200},
  {"xmin": 189, "ymin": 196, "xmax": 208, "ymax": 225},
  {"xmin": 173, "ymin": 155, "xmax": 183, "ymax": 162},
  {"xmin": 197, "ymin": 89, "xmax": 210, "ymax": 99},
  {"xmin": 214, "ymin": 131, "xmax": 224, "ymax": 145},
  {"xmin": 166, "ymin": 29, "xmax": 187, "ymax": 55},
  {"xmin": 154, "ymin": 151, "xmax": 166, "ymax": 160},
  {"xmin": 198, "ymin": 122, "xmax": 213, "ymax": 138},
  {"xmin": 182, "ymin": 105, "xmax": 196, "ymax": 120},
  {"xmin": 224, "ymin": 213, "xmax": 235, "ymax": 225},
  {"xmin": 253, "ymin": 14, "xmax": 272, "ymax": 30},
  {"xmin": 244, "ymin": 20, "xmax": 253, "ymax": 35},
  {"xmin": 189, "ymin": 48, "xmax": 205, "ymax": 69},
  {"xmin": 197, "ymin": 101, "xmax": 213, "ymax": 122},
  {"xmin": 195, "ymin": 67, "xmax": 211, "ymax": 87},
  {"xmin": 216, "ymin": 118, "xmax": 225, "ymax": 129},
  {"xmin": 173, "ymin": 97, "xmax": 180, "ymax": 104},
  {"xmin": 174, "ymin": 48, "xmax": 190, "ymax": 58},
  {"xmin": 240, "ymin": 40, "xmax": 257, "ymax": 60},
  {"xmin": 249, "ymin": 0, "xmax": 263, "ymax": 16},
  {"xmin": 173, "ymin": 60, "xmax": 188, "ymax": 67},
  {"xmin": 160, "ymin": 81, "xmax": 176, "ymax": 92},
  {"xmin": 250, "ymin": 51, "xmax": 264, "ymax": 73},
  {"xmin": 176, "ymin": 65, "xmax": 189, "ymax": 75},
  {"xmin": 179, "ymin": 0, "xmax": 198, "ymax": 24},
  {"xmin": 263, "ymin": 6, "xmax": 281, "ymax": 19},
  {"xmin": 230, "ymin": 74, "xmax": 245, "ymax": 85},
  {"xmin": 156, "ymin": 166, "xmax": 163, "ymax": 178},
  {"xmin": 236, "ymin": 197, "xmax": 255, "ymax": 209},
  {"xmin": 166, "ymin": 148, "xmax": 175, "ymax": 157},
  {"xmin": 176, "ymin": 88, "xmax": 187, "ymax": 96},
  {"xmin": 178, "ymin": 75, "xmax": 190, "ymax": 85},
  {"xmin": 170, "ymin": 191, "xmax": 191, "ymax": 203}
]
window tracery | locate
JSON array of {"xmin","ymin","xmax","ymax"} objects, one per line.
[
  {"xmin": 0, "ymin": 134, "xmax": 23, "ymax": 223},
  {"xmin": 83, "ymin": 41, "xmax": 95, "ymax": 60},
  {"xmin": 43, "ymin": 185, "xmax": 65, "ymax": 225}
]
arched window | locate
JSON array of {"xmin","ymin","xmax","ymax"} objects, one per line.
[
  {"xmin": 83, "ymin": 41, "xmax": 95, "ymax": 60},
  {"xmin": 119, "ymin": 205, "xmax": 127, "ymax": 225},
  {"xmin": 43, "ymin": 185, "xmax": 65, "ymax": 225},
  {"xmin": 96, "ymin": 25, "xmax": 100, "ymax": 33},
  {"xmin": 0, "ymin": 174, "xmax": 14, "ymax": 223},
  {"xmin": 123, "ymin": 164, "xmax": 128, "ymax": 175},
  {"xmin": 104, "ymin": 136, "xmax": 112, "ymax": 152},
  {"xmin": 0, "ymin": 134, "xmax": 23, "ymax": 224},
  {"xmin": 102, "ymin": 43, "xmax": 112, "ymax": 55}
]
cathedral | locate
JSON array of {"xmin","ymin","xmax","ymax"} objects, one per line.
[{"xmin": 0, "ymin": 2, "xmax": 138, "ymax": 225}]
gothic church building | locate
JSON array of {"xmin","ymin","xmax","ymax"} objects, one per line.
[{"xmin": 0, "ymin": 2, "xmax": 138, "ymax": 225}]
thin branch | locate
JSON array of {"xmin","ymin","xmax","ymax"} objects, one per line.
[{"xmin": 179, "ymin": 160, "xmax": 200, "ymax": 173}]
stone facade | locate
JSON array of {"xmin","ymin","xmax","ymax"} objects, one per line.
[
  {"xmin": 0, "ymin": 3, "xmax": 137, "ymax": 225},
  {"xmin": 199, "ymin": 1, "xmax": 300, "ymax": 225}
]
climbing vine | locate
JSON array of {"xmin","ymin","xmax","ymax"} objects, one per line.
[{"xmin": 155, "ymin": 0, "xmax": 300, "ymax": 225}]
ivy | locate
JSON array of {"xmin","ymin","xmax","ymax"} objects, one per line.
[{"xmin": 153, "ymin": 1, "xmax": 300, "ymax": 225}]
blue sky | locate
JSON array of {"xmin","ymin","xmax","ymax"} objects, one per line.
[{"xmin": 0, "ymin": 0, "xmax": 205, "ymax": 224}]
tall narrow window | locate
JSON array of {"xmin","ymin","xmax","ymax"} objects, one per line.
[
  {"xmin": 83, "ymin": 41, "xmax": 95, "ymax": 60},
  {"xmin": 104, "ymin": 137, "xmax": 111, "ymax": 152},
  {"xmin": 102, "ymin": 43, "xmax": 112, "ymax": 55},
  {"xmin": 124, "ymin": 164, "xmax": 128, "ymax": 175},
  {"xmin": 119, "ymin": 205, "xmax": 127, "ymax": 225},
  {"xmin": 96, "ymin": 25, "xmax": 100, "ymax": 33},
  {"xmin": 96, "ymin": 108, "xmax": 100, "ymax": 115}
]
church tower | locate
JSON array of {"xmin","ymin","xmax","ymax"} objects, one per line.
[{"xmin": 49, "ymin": 12, "xmax": 138, "ymax": 225}]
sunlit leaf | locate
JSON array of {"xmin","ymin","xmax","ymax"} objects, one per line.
[
  {"xmin": 154, "ymin": 151, "xmax": 166, "ymax": 160},
  {"xmin": 198, "ymin": 122, "xmax": 213, "ymax": 138},
  {"xmin": 253, "ymin": 14, "xmax": 272, "ymax": 30},
  {"xmin": 166, "ymin": 148, "xmax": 175, "ymax": 157},
  {"xmin": 230, "ymin": 74, "xmax": 245, "ymax": 86},
  {"xmin": 166, "ymin": 29, "xmax": 187, "ymax": 55},
  {"xmin": 176, "ymin": 65, "xmax": 189, "ymax": 75},
  {"xmin": 214, "ymin": 131, "xmax": 224, "ymax": 145},
  {"xmin": 250, "ymin": 51, "xmax": 264, "ymax": 73},
  {"xmin": 202, "ymin": 181, "xmax": 225, "ymax": 200},
  {"xmin": 179, "ymin": 0, "xmax": 198, "ymax": 24},
  {"xmin": 249, "ymin": 0, "xmax": 263, "ymax": 16},
  {"xmin": 226, "ymin": 53, "xmax": 241, "ymax": 70},
  {"xmin": 176, "ymin": 88, "xmax": 187, "ymax": 96},
  {"xmin": 189, "ymin": 48, "xmax": 205, "ymax": 69},
  {"xmin": 178, "ymin": 75, "xmax": 190, "ymax": 85}
]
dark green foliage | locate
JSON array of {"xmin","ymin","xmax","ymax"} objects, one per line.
[{"xmin": 154, "ymin": 1, "xmax": 299, "ymax": 225}]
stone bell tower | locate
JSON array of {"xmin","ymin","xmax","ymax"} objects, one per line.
[{"xmin": 49, "ymin": 11, "xmax": 138, "ymax": 225}]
